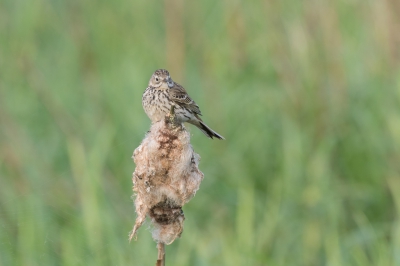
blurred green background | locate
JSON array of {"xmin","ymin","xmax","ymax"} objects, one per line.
[{"xmin": 1, "ymin": 0, "xmax": 400, "ymax": 265}]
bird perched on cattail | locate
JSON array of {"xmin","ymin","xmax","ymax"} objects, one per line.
[{"xmin": 142, "ymin": 69, "xmax": 225, "ymax": 140}]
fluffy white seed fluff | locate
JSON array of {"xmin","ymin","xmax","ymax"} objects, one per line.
[{"xmin": 129, "ymin": 118, "xmax": 204, "ymax": 244}]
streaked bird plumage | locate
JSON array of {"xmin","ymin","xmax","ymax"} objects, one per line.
[{"xmin": 142, "ymin": 69, "xmax": 224, "ymax": 140}]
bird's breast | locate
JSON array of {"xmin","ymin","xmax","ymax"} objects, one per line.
[{"xmin": 142, "ymin": 88, "xmax": 172, "ymax": 122}]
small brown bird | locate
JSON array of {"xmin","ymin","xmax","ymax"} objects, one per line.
[{"xmin": 142, "ymin": 69, "xmax": 224, "ymax": 140}]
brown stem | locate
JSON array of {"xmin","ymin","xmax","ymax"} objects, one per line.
[{"xmin": 156, "ymin": 242, "xmax": 165, "ymax": 266}]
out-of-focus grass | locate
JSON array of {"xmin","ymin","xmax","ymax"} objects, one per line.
[{"xmin": 1, "ymin": 0, "xmax": 400, "ymax": 265}]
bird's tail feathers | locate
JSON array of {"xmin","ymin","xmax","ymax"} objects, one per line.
[{"xmin": 195, "ymin": 121, "xmax": 225, "ymax": 140}]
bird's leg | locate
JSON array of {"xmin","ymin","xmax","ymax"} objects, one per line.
[
  {"xmin": 170, "ymin": 104, "xmax": 175, "ymax": 117},
  {"xmin": 167, "ymin": 104, "xmax": 176, "ymax": 125}
]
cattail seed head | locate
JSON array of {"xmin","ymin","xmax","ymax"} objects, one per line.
[{"xmin": 129, "ymin": 117, "xmax": 204, "ymax": 244}]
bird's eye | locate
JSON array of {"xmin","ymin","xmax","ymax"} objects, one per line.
[{"xmin": 155, "ymin": 77, "xmax": 159, "ymax": 82}]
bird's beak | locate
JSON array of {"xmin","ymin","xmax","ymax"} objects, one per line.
[{"xmin": 167, "ymin": 78, "xmax": 174, "ymax": 88}]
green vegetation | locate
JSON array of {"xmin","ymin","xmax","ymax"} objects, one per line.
[{"xmin": 1, "ymin": 0, "xmax": 400, "ymax": 265}]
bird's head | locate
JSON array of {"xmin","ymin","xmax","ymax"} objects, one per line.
[{"xmin": 149, "ymin": 69, "xmax": 174, "ymax": 89}]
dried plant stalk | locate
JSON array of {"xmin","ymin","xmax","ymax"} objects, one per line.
[
  {"xmin": 129, "ymin": 107, "xmax": 204, "ymax": 248},
  {"xmin": 156, "ymin": 242, "xmax": 165, "ymax": 266}
]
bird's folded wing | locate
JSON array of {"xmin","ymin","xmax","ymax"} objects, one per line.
[{"xmin": 169, "ymin": 83, "xmax": 202, "ymax": 115}]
